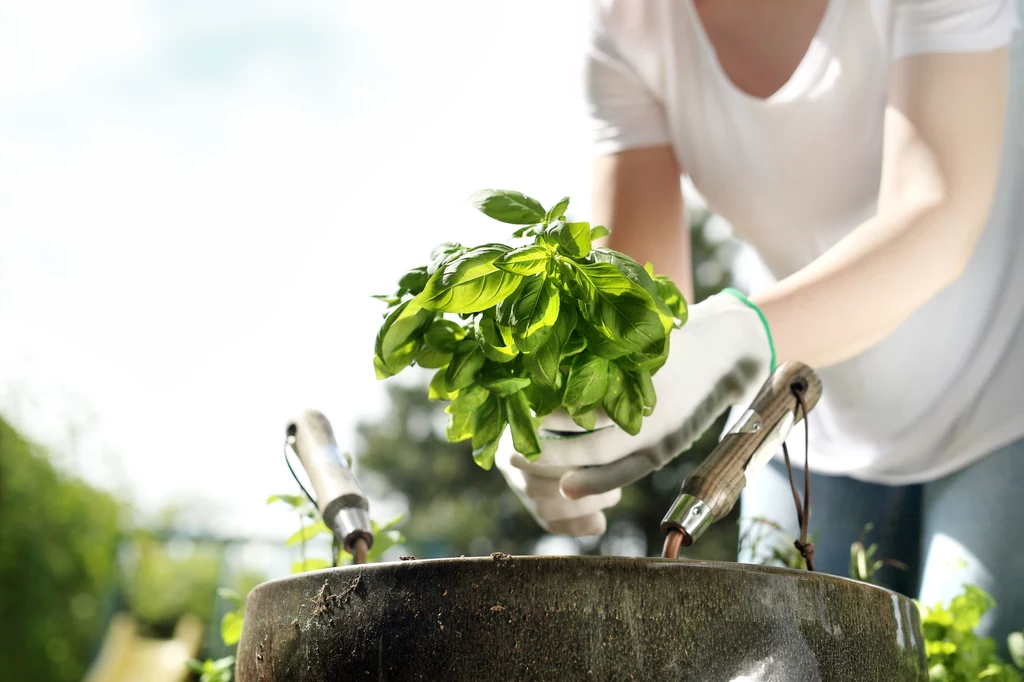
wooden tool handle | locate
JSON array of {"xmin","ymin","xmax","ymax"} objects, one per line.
[{"xmin": 681, "ymin": 361, "xmax": 822, "ymax": 520}]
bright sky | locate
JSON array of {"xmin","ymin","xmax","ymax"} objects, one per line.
[{"xmin": 0, "ymin": 1, "xmax": 613, "ymax": 539}]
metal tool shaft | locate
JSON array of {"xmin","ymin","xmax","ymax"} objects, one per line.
[
  {"xmin": 661, "ymin": 362, "xmax": 822, "ymax": 551},
  {"xmin": 287, "ymin": 409, "xmax": 373, "ymax": 556}
]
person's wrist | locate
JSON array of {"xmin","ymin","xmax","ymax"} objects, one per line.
[{"xmin": 721, "ymin": 288, "xmax": 776, "ymax": 372}]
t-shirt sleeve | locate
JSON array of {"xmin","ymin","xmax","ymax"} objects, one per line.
[
  {"xmin": 583, "ymin": 0, "xmax": 671, "ymax": 157},
  {"xmin": 892, "ymin": 0, "xmax": 1022, "ymax": 60}
]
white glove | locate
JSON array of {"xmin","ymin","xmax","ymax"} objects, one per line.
[{"xmin": 495, "ymin": 290, "xmax": 774, "ymax": 536}]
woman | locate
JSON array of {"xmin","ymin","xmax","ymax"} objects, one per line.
[{"xmin": 496, "ymin": 0, "xmax": 1024, "ymax": 643}]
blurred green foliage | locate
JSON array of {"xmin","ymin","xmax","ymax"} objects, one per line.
[
  {"xmin": 0, "ymin": 415, "xmax": 268, "ymax": 681},
  {"xmin": 120, "ymin": 533, "xmax": 223, "ymax": 637},
  {"xmin": 0, "ymin": 416, "xmax": 123, "ymax": 682},
  {"xmin": 921, "ymin": 586, "xmax": 1023, "ymax": 681}
]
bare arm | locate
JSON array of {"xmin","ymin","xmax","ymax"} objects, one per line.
[
  {"xmin": 592, "ymin": 146, "xmax": 695, "ymax": 301},
  {"xmin": 755, "ymin": 49, "xmax": 1009, "ymax": 368}
]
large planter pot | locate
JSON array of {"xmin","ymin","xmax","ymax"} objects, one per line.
[{"xmin": 235, "ymin": 556, "xmax": 927, "ymax": 681}]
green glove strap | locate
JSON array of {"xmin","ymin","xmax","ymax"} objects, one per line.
[{"xmin": 722, "ymin": 288, "xmax": 776, "ymax": 372}]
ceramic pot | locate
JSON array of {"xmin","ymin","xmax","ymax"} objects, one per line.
[{"xmin": 235, "ymin": 555, "xmax": 926, "ymax": 681}]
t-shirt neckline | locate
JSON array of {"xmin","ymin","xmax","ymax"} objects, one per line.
[{"xmin": 682, "ymin": 0, "xmax": 845, "ymax": 106}]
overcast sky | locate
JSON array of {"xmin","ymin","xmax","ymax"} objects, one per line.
[{"xmin": 0, "ymin": 1, "xmax": 617, "ymax": 538}]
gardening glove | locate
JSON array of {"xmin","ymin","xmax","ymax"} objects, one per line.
[{"xmin": 495, "ymin": 289, "xmax": 774, "ymax": 536}]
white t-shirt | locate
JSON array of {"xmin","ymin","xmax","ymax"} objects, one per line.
[{"xmin": 585, "ymin": 0, "xmax": 1024, "ymax": 484}]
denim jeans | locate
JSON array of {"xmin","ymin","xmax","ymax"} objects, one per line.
[{"xmin": 738, "ymin": 436, "xmax": 1024, "ymax": 650}]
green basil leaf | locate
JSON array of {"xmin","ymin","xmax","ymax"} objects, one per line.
[
  {"xmin": 593, "ymin": 249, "xmax": 674, "ymax": 334},
  {"xmin": 561, "ymin": 330, "xmax": 588, "ymax": 358},
  {"xmin": 471, "ymin": 394, "xmax": 507, "ymax": 470},
  {"xmin": 398, "ymin": 265, "xmax": 429, "ymax": 294},
  {"xmin": 569, "ymin": 406, "xmax": 597, "ymax": 431},
  {"xmin": 563, "ymin": 351, "xmax": 611, "ymax": 408},
  {"xmin": 475, "ymin": 315, "xmax": 519, "ymax": 363},
  {"xmin": 616, "ymin": 337, "xmax": 670, "ymax": 372},
  {"xmin": 447, "ymin": 383, "xmax": 490, "ymax": 413},
  {"xmin": 558, "ymin": 256, "xmax": 595, "ymax": 304},
  {"xmin": 446, "ymin": 410, "xmax": 473, "ymax": 442},
  {"xmin": 471, "ymin": 394, "xmax": 504, "ymax": 447},
  {"xmin": 482, "ymin": 376, "xmax": 532, "ymax": 396},
  {"xmin": 429, "ymin": 368, "xmax": 456, "ymax": 400},
  {"xmin": 511, "ymin": 278, "xmax": 560, "ymax": 354},
  {"xmin": 445, "ymin": 340, "xmax": 486, "ymax": 391},
  {"xmin": 592, "ymin": 247, "xmax": 659, "ymax": 298},
  {"xmin": 655, "ymin": 274, "xmax": 689, "ymax": 326},
  {"xmin": 524, "ymin": 300, "xmax": 576, "ymax": 387},
  {"xmin": 392, "ymin": 339, "xmax": 423, "ymax": 375},
  {"xmin": 577, "ymin": 319, "xmax": 635, "ymax": 360},
  {"xmin": 374, "ymin": 299, "xmax": 435, "ymax": 377},
  {"xmin": 524, "ymin": 372, "xmax": 566, "ymax": 417},
  {"xmin": 603, "ymin": 360, "xmax": 625, "ymax": 401},
  {"xmin": 494, "ymin": 284, "xmax": 517, "ymax": 327},
  {"xmin": 373, "ymin": 355, "xmax": 390, "ymax": 380},
  {"xmin": 545, "ymin": 196, "xmax": 570, "ymax": 224},
  {"xmin": 371, "ymin": 293, "xmax": 401, "ymax": 306},
  {"xmin": 424, "ymin": 319, "xmax": 465, "ymax": 353},
  {"xmin": 473, "ymin": 438, "xmax": 500, "ymax": 470},
  {"xmin": 495, "ymin": 244, "xmax": 550, "ymax": 276},
  {"xmin": 469, "ymin": 189, "xmax": 546, "ymax": 225},
  {"xmin": 505, "ymin": 390, "xmax": 541, "ymax": 458},
  {"xmin": 431, "ymin": 241, "xmax": 464, "ymax": 262},
  {"xmin": 418, "ymin": 245, "xmax": 522, "ymax": 313},
  {"xmin": 511, "ymin": 224, "xmax": 541, "ymax": 238},
  {"xmin": 416, "ymin": 345, "xmax": 451, "ymax": 369},
  {"xmin": 574, "ymin": 261, "xmax": 667, "ymax": 356},
  {"xmin": 428, "ymin": 242, "xmax": 466, "ymax": 274},
  {"xmin": 638, "ymin": 369, "xmax": 656, "ymax": 415},
  {"xmin": 590, "ymin": 225, "xmax": 610, "ymax": 240},
  {"xmin": 547, "ymin": 221, "xmax": 592, "ymax": 259},
  {"xmin": 603, "ymin": 365, "xmax": 644, "ymax": 435}
]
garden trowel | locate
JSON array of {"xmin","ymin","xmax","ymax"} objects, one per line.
[
  {"xmin": 660, "ymin": 361, "xmax": 822, "ymax": 556},
  {"xmin": 286, "ymin": 409, "xmax": 374, "ymax": 562}
]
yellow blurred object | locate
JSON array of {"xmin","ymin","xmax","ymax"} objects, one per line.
[{"xmin": 82, "ymin": 613, "xmax": 204, "ymax": 682}]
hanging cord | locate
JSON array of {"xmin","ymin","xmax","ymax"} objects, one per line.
[
  {"xmin": 283, "ymin": 437, "xmax": 319, "ymax": 509},
  {"xmin": 781, "ymin": 385, "xmax": 815, "ymax": 571}
]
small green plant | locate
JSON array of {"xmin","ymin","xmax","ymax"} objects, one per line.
[
  {"xmin": 186, "ymin": 492, "xmax": 404, "ymax": 680},
  {"xmin": 186, "ymin": 656, "xmax": 235, "ymax": 682},
  {"xmin": 849, "ymin": 523, "xmax": 909, "ymax": 584},
  {"xmin": 268, "ymin": 493, "xmax": 405, "ymax": 572},
  {"xmin": 920, "ymin": 585, "xmax": 1023, "ymax": 681},
  {"xmin": 738, "ymin": 517, "xmax": 817, "ymax": 570},
  {"xmin": 372, "ymin": 190, "xmax": 688, "ymax": 469},
  {"xmin": 742, "ymin": 518, "xmax": 1023, "ymax": 680},
  {"xmin": 216, "ymin": 588, "xmax": 244, "ymax": 647}
]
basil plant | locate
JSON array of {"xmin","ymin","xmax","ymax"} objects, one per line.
[{"xmin": 373, "ymin": 190, "xmax": 688, "ymax": 470}]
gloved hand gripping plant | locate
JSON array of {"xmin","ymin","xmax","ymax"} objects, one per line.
[{"xmin": 373, "ymin": 189, "xmax": 778, "ymax": 536}]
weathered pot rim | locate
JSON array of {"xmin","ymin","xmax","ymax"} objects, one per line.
[
  {"xmin": 255, "ymin": 554, "xmax": 911, "ymax": 603},
  {"xmin": 238, "ymin": 553, "xmax": 928, "ymax": 681}
]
